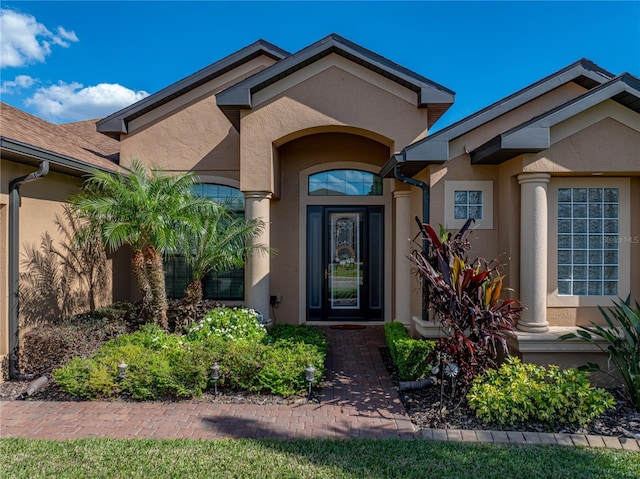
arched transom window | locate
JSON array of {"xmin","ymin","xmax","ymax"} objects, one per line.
[{"xmin": 308, "ymin": 169, "xmax": 382, "ymax": 196}]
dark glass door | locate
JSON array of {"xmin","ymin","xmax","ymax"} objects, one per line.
[{"xmin": 307, "ymin": 206, "xmax": 383, "ymax": 321}]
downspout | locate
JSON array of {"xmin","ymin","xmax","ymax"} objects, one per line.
[
  {"xmin": 8, "ymin": 161, "xmax": 50, "ymax": 379},
  {"xmin": 394, "ymin": 162, "xmax": 430, "ymax": 320}
]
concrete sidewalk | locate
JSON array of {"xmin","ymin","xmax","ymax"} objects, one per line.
[{"xmin": 1, "ymin": 326, "xmax": 638, "ymax": 450}]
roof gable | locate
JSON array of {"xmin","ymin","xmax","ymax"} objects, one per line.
[
  {"xmin": 216, "ymin": 33, "xmax": 455, "ymax": 131},
  {"xmin": 380, "ymin": 59, "xmax": 615, "ymax": 177},
  {"xmin": 471, "ymin": 73, "xmax": 640, "ymax": 164},
  {"xmin": 96, "ymin": 40, "xmax": 289, "ymax": 139}
]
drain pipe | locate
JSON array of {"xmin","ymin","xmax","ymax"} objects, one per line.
[
  {"xmin": 394, "ymin": 162, "xmax": 430, "ymax": 320},
  {"xmin": 8, "ymin": 161, "xmax": 50, "ymax": 380}
]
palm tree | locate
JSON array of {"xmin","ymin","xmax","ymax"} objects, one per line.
[
  {"xmin": 70, "ymin": 158, "xmax": 212, "ymax": 328},
  {"xmin": 179, "ymin": 202, "xmax": 271, "ymax": 305}
]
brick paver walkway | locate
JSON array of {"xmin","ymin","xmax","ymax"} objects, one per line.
[
  {"xmin": 1, "ymin": 325, "xmax": 638, "ymax": 450},
  {"xmin": 0, "ymin": 326, "xmax": 414, "ymax": 440}
]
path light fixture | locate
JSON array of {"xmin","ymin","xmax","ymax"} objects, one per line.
[
  {"xmin": 305, "ymin": 364, "xmax": 316, "ymax": 399},
  {"xmin": 117, "ymin": 361, "xmax": 127, "ymax": 380},
  {"xmin": 211, "ymin": 362, "xmax": 221, "ymax": 395}
]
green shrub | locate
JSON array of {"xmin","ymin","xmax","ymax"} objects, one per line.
[
  {"xmin": 257, "ymin": 340, "xmax": 325, "ymax": 396},
  {"xmin": 214, "ymin": 339, "xmax": 266, "ymax": 392},
  {"xmin": 266, "ymin": 324, "xmax": 327, "ymax": 351},
  {"xmin": 186, "ymin": 307, "xmax": 266, "ymax": 343},
  {"xmin": 53, "ymin": 320, "xmax": 327, "ymax": 400},
  {"xmin": 467, "ymin": 356, "xmax": 616, "ymax": 428},
  {"xmin": 384, "ymin": 322, "xmax": 409, "ymax": 364},
  {"xmin": 394, "ymin": 338, "xmax": 436, "ymax": 381},
  {"xmin": 384, "ymin": 322, "xmax": 435, "ymax": 380},
  {"xmin": 51, "ymin": 357, "xmax": 95, "ymax": 398},
  {"xmin": 54, "ymin": 325, "xmax": 210, "ymax": 400}
]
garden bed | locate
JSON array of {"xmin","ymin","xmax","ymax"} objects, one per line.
[{"xmin": 379, "ymin": 346, "xmax": 640, "ymax": 439}]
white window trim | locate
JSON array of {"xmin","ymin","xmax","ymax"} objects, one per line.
[
  {"xmin": 547, "ymin": 178, "xmax": 631, "ymax": 307},
  {"xmin": 444, "ymin": 180, "xmax": 493, "ymax": 229}
]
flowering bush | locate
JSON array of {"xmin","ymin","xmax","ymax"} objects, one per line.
[{"xmin": 186, "ymin": 307, "xmax": 266, "ymax": 343}]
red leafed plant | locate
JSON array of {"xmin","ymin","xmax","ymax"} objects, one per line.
[{"xmin": 410, "ymin": 217, "xmax": 522, "ymax": 393}]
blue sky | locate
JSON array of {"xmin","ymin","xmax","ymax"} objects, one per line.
[{"xmin": 1, "ymin": 1, "xmax": 639, "ymax": 131}]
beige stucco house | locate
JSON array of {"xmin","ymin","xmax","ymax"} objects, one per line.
[{"xmin": 1, "ymin": 34, "xmax": 639, "ymax": 380}]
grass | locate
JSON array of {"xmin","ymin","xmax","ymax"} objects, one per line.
[{"xmin": 1, "ymin": 438, "xmax": 638, "ymax": 479}]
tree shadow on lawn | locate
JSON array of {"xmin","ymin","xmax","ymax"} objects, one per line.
[{"xmin": 199, "ymin": 414, "xmax": 637, "ymax": 479}]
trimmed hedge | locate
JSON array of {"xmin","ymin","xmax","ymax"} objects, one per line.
[{"xmin": 384, "ymin": 322, "xmax": 436, "ymax": 381}]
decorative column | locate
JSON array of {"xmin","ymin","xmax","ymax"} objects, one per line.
[
  {"xmin": 244, "ymin": 191, "xmax": 272, "ymax": 320},
  {"xmin": 517, "ymin": 173, "xmax": 551, "ymax": 333},
  {"xmin": 394, "ymin": 191, "xmax": 412, "ymax": 327}
]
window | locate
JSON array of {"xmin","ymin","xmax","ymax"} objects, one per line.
[
  {"xmin": 548, "ymin": 178, "xmax": 630, "ymax": 307},
  {"xmin": 454, "ymin": 190, "xmax": 483, "ymax": 220},
  {"xmin": 309, "ymin": 169, "xmax": 382, "ymax": 196},
  {"xmin": 164, "ymin": 184, "xmax": 245, "ymax": 301},
  {"xmin": 444, "ymin": 180, "xmax": 493, "ymax": 229},
  {"xmin": 557, "ymin": 187, "xmax": 618, "ymax": 296}
]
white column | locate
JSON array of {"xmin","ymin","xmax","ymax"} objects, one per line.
[
  {"xmin": 244, "ymin": 191, "xmax": 271, "ymax": 320},
  {"xmin": 394, "ymin": 191, "xmax": 412, "ymax": 327},
  {"xmin": 517, "ymin": 173, "xmax": 551, "ymax": 333}
]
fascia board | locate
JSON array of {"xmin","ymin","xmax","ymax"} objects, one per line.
[
  {"xmin": 1, "ymin": 137, "xmax": 118, "ymax": 175},
  {"xmin": 404, "ymin": 139, "xmax": 449, "ymax": 163}
]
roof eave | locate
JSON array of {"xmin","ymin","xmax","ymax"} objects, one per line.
[
  {"xmin": 470, "ymin": 74, "xmax": 640, "ymax": 165},
  {"xmin": 97, "ymin": 40, "xmax": 290, "ymax": 139},
  {"xmin": 1, "ymin": 137, "xmax": 119, "ymax": 176},
  {"xmin": 401, "ymin": 59, "xmax": 615, "ymax": 160}
]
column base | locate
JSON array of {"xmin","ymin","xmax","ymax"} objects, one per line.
[{"xmin": 516, "ymin": 321, "xmax": 550, "ymax": 333}]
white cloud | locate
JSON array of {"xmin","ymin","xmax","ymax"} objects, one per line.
[
  {"xmin": 0, "ymin": 9, "xmax": 79, "ymax": 68},
  {"xmin": 0, "ymin": 74, "xmax": 37, "ymax": 93},
  {"xmin": 25, "ymin": 81, "xmax": 150, "ymax": 122}
]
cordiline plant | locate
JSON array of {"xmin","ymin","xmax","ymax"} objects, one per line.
[{"xmin": 409, "ymin": 217, "xmax": 522, "ymax": 392}]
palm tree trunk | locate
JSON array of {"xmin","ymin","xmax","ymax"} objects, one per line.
[
  {"xmin": 144, "ymin": 244, "xmax": 168, "ymax": 329},
  {"xmin": 131, "ymin": 249, "xmax": 153, "ymax": 319},
  {"xmin": 183, "ymin": 279, "xmax": 203, "ymax": 306}
]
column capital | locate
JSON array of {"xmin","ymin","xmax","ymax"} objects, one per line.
[
  {"xmin": 244, "ymin": 191, "xmax": 273, "ymax": 200},
  {"xmin": 393, "ymin": 190, "xmax": 412, "ymax": 199},
  {"xmin": 517, "ymin": 172, "xmax": 551, "ymax": 185}
]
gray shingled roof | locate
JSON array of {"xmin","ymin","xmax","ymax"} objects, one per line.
[
  {"xmin": 96, "ymin": 40, "xmax": 290, "ymax": 139},
  {"xmin": 380, "ymin": 59, "xmax": 615, "ymax": 177},
  {"xmin": 216, "ymin": 33, "xmax": 455, "ymax": 131},
  {"xmin": 470, "ymin": 73, "xmax": 640, "ymax": 164}
]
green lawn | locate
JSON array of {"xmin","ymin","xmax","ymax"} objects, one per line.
[{"xmin": 1, "ymin": 438, "xmax": 638, "ymax": 479}]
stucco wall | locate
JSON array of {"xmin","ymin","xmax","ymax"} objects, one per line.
[
  {"xmin": 271, "ymin": 132, "xmax": 391, "ymax": 324},
  {"xmin": 239, "ymin": 56, "xmax": 430, "ymax": 193},
  {"xmin": 119, "ymin": 55, "xmax": 279, "ymax": 177},
  {"xmin": 0, "ymin": 161, "xmax": 119, "ymax": 379}
]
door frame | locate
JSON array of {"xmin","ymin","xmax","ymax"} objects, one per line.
[
  {"xmin": 306, "ymin": 205, "xmax": 384, "ymax": 321},
  {"xmin": 298, "ymin": 161, "xmax": 393, "ymax": 324}
]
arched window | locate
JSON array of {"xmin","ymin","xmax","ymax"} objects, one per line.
[
  {"xmin": 308, "ymin": 169, "xmax": 382, "ymax": 196},
  {"xmin": 164, "ymin": 184, "xmax": 245, "ymax": 301}
]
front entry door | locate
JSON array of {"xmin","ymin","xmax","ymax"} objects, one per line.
[{"xmin": 307, "ymin": 206, "xmax": 383, "ymax": 321}]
